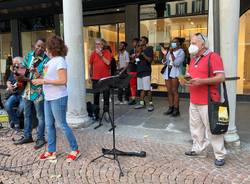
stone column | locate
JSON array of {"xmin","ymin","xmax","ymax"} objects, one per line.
[
  {"xmin": 219, "ymin": 0, "xmax": 240, "ymax": 146},
  {"xmin": 208, "ymin": 0, "xmax": 214, "ymax": 50},
  {"xmin": 63, "ymin": 0, "xmax": 89, "ymax": 127}
]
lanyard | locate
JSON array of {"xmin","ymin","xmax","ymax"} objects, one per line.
[{"xmin": 194, "ymin": 49, "xmax": 210, "ymax": 65}]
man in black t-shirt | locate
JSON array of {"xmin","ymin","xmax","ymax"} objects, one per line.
[{"xmin": 134, "ymin": 36, "xmax": 154, "ymax": 111}]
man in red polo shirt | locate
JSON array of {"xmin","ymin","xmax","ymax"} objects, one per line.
[
  {"xmin": 182, "ymin": 33, "xmax": 227, "ymax": 167},
  {"xmin": 89, "ymin": 38, "xmax": 112, "ymax": 121}
]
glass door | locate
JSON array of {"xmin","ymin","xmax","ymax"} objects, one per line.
[
  {"xmin": 83, "ymin": 23, "xmax": 125, "ymax": 82},
  {"xmin": 0, "ymin": 33, "xmax": 12, "ymax": 84}
]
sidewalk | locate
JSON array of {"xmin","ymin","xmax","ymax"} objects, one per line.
[{"xmin": 0, "ymin": 97, "xmax": 249, "ymax": 184}]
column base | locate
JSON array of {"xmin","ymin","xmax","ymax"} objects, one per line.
[
  {"xmin": 224, "ymin": 130, "xmax": 241, "ymax": 148},
  {"xmin": 67, "ymin": 113, "xmax": 91, "ymax": 128}
]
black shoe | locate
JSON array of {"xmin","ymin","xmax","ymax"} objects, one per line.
[
  {"xmin": 92, "ymin": 115, "xmax": 99, "ymax": 121},
  {"xmin": 34, "ymin": 139, "xmax": 46, "ymax": 150},
  {"xmin": 14, "ymin": 137, "xmax": 33, "ymax": 145},
  {"xmin": 214, "ymin": 159, "xmax": 225, "ymax": 167},
  {"xmin": 184, "ymin": 151, "xmax": 207, "ymax": 158},
  {"xmin": 172, "ymin": 107, "xmax": 180, "ymax": 117},
  {"xmin": 128, "ymin": 99, "xmax": 136, "ymax": 105},
  {"xmin": 9, "ymin": 121, "xmax": 15, "ymax": 129},
  {"xmin": 164, "ymin": 106, "xmax": 174, "ymax": 115}
]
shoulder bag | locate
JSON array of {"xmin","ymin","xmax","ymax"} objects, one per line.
[{"xmin": 208, "ymin": 54, "xmax": 229, "ymax": 135}]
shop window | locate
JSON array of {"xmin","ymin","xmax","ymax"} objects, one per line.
[
  {"xmin": 140, "ymin": 15, "xmax": 208, "ymax": 91},
  {"xmin": 176, "ymin": 2, "xmax": 188, "ymax": 16},
  {"xmin": 83, "ymin": 26, "xmax": 99, "ymax": 84},
  {"xmin": 20, "ymin": 16, "xmax": 55, "ymax": 31},
  {"xmin": 0, "ymin": 20, "xmax": 11, "ymax": 33},
  {"xmin": 140, "ymin": 0, "xmax": 208, "ymax": 20},
  {"xmin": 0, "ymin": 33, "xmax": 11, "ymax": 85},
  {"xmin": 192, "ymin": 0, "xmax": 205, "ymax": 13},
  {"xmin": 21, "ymin": 30, "xmax": 55, "ymax": 56},
  {"xmin": 238, "ymin": 9, "xmax": 250, "ymax": 94},
  {"xmin": 83, "ymin": 23, "xmax": 125, "ymax": 86}
]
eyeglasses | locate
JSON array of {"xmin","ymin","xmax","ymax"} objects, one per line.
[{"xmin": 195, "ymin": 33, "xmax": 206, "ymax": 42}]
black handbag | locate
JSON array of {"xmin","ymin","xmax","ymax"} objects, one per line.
[
  {"xmin": 208, "ymin": 54, "xmax": 229, "ymax": 135},
  {"xmin": 161, "ymin": 64, "xmax": 167, "ymax": 74}
]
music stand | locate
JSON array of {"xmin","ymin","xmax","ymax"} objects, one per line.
[{"xmin": 91, "ymin": 74, "xmax": 146, "ymax": 177}]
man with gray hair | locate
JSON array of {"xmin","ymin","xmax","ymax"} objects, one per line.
[
  {"xmin": 181, "ymin": 33, "xmax": 227, "ymax": 167},
  {"xmin": 4, "ymin": 57, "xmax": 25, "ymax": 131},
  {"xmin": 88, "ymin": 38, "xmax": 112, "ymax": 121}
]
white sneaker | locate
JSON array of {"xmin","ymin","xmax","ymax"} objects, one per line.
[{"xmin": 123, "ymin": 101, "xmax": 128, "ymax": 105}]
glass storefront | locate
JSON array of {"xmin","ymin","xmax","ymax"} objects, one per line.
[
  {"xmin": 140, "ymin": 0, "xmax": 208, "ymax": 91},
  {"xmin": 83, "ymin": 23, "xmax": 125, "ymax": 80},
  {"xmin": 0, "ymin": 33, "xmax": 12, "ymax": 84},
  {"xmin": 21, "ymin": 30, "xmax": 55, "ymax": 56},
  {"xmin": 238, "ymin": 9, "xmax": 250, "ymax": 95},
  {"xmin": 20, "ymin": 16, "xmax": 55, "ymax": 56}
]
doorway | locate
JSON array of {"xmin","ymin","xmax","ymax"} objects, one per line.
[{"xmin": 83, "ymin": 23, "xmax": 125, "ymax": 80}]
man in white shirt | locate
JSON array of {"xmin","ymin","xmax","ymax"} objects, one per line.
[{"xmin": 116, "ymin": 41, "xmax": 130, "ymax": 105}]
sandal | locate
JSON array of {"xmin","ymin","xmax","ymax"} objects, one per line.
[
  {"xmin": 66, "ymin": 150, "xmax": 81, "ymax": 162},
  {"xmin": 40, "ymin": 152, "xmax": 56, "ymax": 160}
]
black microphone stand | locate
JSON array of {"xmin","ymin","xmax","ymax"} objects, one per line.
[{"xmin": 91, "ymin": 74, "xmax": 146, "ymax": 177}]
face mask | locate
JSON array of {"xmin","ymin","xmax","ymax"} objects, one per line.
[
  {"xmin": 171, "ymin": 42, "xmax": 177, "ymax": 49},
  {"xmin": 188, "ymin": 44, "xmax": 199, "ymax": 55}
]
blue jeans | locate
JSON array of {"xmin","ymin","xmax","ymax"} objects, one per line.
[
  {"xmin": 23, "ymin": 99, "xmax": 45, "ymax": 140},
  {"xmin": 45, "ymin": 96, "xmax": 78, "ymax": 152},
  {"xmin": 5, "ymin": 94, "xmax": 24, "ymax": 126}
]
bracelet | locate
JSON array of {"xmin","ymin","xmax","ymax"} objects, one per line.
[{"xmin": 43, "ymin": 79, "xmax": 46, "ymax": 84}]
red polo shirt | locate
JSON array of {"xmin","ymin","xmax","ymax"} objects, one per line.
[
  {"xmin": 188, "ymin": 51, "xmax": 225, "ymax": 105},
  {"xmin": 89, "ymin": 50, "xmax": 112, "ymax": 80}
]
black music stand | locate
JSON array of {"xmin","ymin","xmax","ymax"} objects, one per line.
[{"xmin": 91, "ymin": 74, "xmax": 146, "ymax": 177}]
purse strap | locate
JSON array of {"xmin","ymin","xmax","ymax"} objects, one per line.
[{"xmin": 208, "ymin": 54, "xmax": 229, "ymax": 104}]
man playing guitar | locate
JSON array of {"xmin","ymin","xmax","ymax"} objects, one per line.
[{"xmin": 4, "ymin": 57, "xmax": 25, "ymax": 131}]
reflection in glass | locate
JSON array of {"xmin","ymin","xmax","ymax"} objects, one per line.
[
  {"xmin": 238, "ymin": 10, "xmax": 250, "ymax": 94},
  {"xmin": 0, "ymin": 33, "xmax": 11, "ymax": 84},
  {"xmin": 21, "ymin": 30, "xmax": 55, "ymax": 56},
  {"xmin": 100, "ymin": 24, "xmax": 118, "ymax": 58},
  {"xmin": 83, "ymin": 23, "xmax": 125, "ymax": 83},
  {"xmin": 140, "ymin": 15, "xmax": 208, "ymax": 91},
  {"xmin": 83, "ymin": 26, "xmax": 99, "ymax": 80},
  {"xmin": 140, "ymin": 0, "xmax": 208, "ymax": 20}
]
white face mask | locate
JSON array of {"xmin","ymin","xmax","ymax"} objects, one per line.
[{"xmin": 188, "ymin": 44, "xmax": 199, "ymax": 55}]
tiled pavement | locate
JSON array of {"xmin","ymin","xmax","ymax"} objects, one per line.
[{"xmin": 0, "ymin": 97, "xmax": 250, "ymax": 184}]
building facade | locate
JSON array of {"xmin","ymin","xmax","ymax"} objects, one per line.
[{"xmin": 0, "ymin": 0, "xmax": 249, "ymax": 97}]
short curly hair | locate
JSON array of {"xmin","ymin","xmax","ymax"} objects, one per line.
[{"xmin": 46, "ymin": 35, "xmax": 68, "ymax": 57}]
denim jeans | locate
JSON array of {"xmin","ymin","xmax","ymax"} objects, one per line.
[
  {"xmin": 5, "ymin": 94, "xmax": 24, "ymax": 126},
  {"xmin": 23, "ymin": 99, "xmax": 45, "ymax": 140},
  {"xmin": 45, "ymin": 96, "xmax": 78, "ymax": 152}
]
